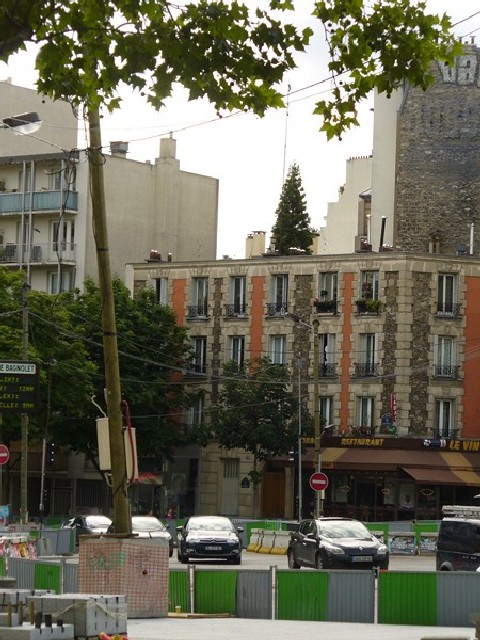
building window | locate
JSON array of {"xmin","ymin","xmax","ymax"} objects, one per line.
[
  {"xmin": 226, "ymin": 276, "xmax": 247, "ymax": 316},
  {"xmin": 267, "ymin": 274, "xmax": 288, "ymax": 315},
  {"xmin": 268, "ymin": 334, "xmax": 286, "ymax": 365},
  {"xmin": 186, "ymin": 394, "xmax": 203, "ymax": 430},
  {"xmin": 189, "ymin": 277, "xmax": 208, "ymax": 317},
  {"xmin": 318, "ymin": 333, "xmax": 336, "ymax": 376},
  {"xmin": 355, "ymin": 333, "xmax": 378, "ymax": 377},
  {"xmin": 434, "ymin": 335, "xmax": 458, "ymax": 378},
  {"xmin": 437, "ymin": 274, "xmax": 460, "ymax": 316},
  {"xmin": 319, "ymin": 396, "xmax": 334, "ymax": 427},
  {"xmin": 229, "ymin": 335, "xmax": 245, "ymax": 367},
  {"xmin": 189, "ymin": 336, "xmax": 207, "ymax": 374},
  {"xmin": 435, "ymin": 399, "xmax": 455, "ymax": 437},
  {"xmin": 360, "ymin": 270, "xmax": 379, "ymax": 300},
  {"xmin": 318, "ymin": 272, "xmax": 338, "ymax": 300},
  {"xmin": 356, "ymin": 397, "xmax": 374, "ymax": 432},
  {"xmin": 49, "ymin": 270, "xmax": 75, "ymax": 293},
  {"xmin": 153, "ymin": 277, "xmax": 168, "ymax": 304}
]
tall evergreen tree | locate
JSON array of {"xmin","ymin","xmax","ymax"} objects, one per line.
[{"xmin": 272, "ymin": 163, "xmax": 314, "ymax": 255}]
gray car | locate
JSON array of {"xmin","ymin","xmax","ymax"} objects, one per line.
[
  {"xmin": 177, "ymin": 516, "xmax": 243, "ymax": 564},
  {"xmin": 63, "ymin": 514, "xmax": 112, "ymax": 549},
  {"xmin": 287, "ymin": 517, "xmax": 389, "ymax": 570}
]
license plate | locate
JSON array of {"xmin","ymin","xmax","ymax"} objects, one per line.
[
  {"xmin": 205, "ymin": 546, "xmax": 222, "ymax": 551},
  {"xmin": 352, "ymin": 555, "xmax": 371, "ymax": 562}
]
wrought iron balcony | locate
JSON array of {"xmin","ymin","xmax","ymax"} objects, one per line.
[
  {"xmin": 0, "ymin": 189, "xmax": 78, "ymax": 215},
  {"xmin": 266, "ymin": 302, "xmax": 288, "ymax": 317},
  {"xmin": 355, "ymin": 299, "xmax": 382, "ymax": 315},
  {"xmin": 354, "ymin": 362, "xmax": 379, "ymax": 377},
  {"xmin": 433, "ymin": 365, "xmax": 459, "ymax": 379},
  {"xmin": 319, "ymin": 362, "xmax": 336, "ymax": 377},
  {"xmin": 187, "ymin": 305, "xmax": 209, "ymax": 319},
  {"xmin": 185, "ymin": 362, "xmax": 207, "ymax": 376},
  {"xmin": 436, "ymin": 302, "xmax": 461, "ymax": 317},
  {"xmin": 224, "ymin": 303, "xmax": 248, "ymax": 318},
  {"xmin": 0, "ymin": 242, "xmax": 76, "ymax": 264},
  {"xmin": 314, "ymin": 299, "xmax": 338, "ymax": 315}
]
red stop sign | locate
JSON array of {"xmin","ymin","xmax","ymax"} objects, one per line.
[
  {"xmin": 0, "ymin": 444, "xmax": 9, "ymax": 466},
  {"xmin": 309, "ymin": 471, "xmax": 329, "ymax": 491}
]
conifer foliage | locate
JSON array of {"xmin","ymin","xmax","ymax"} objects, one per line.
[{"xmin": 271, "ymin": 163, "xmax": 314, "ymax": 255}]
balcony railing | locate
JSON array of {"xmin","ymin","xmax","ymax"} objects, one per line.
[
  {"xmin": 355, "ymin": 299, "xmax": 382, "ymax": 315},
  {"xmin": 266, "ymin": 302, "xmax": 288, "ymax": 316},
  {"xmin": 436, "ymin": 302, "xmax": 461, "ymax": 317},
  {"xmin": 319, "ymin": 362, "xmax": 336, "ymax": 377},
  {"xmin": 433, "ymin": 365, "xmax": 459, "ymax": 379},
  {"xmin": 0, "ymin": 243, "xmax": 76, "ymax": 264},
  {"xmin": 185, "ymin": 362, "xmax": 207, "ymax": 376},
  {"xmin": 0, "ymin": 190, "xmax": 78, "ymax": 214},
  {"xmin": 314, "ymin": 299, "xmax": 338, "ymax": 315},
  {"xmin": 354, "ymin": 362, "xmax": 379, "ymax": 377},
  {"xmin": 187, "ymin": 305, "xmax": 209, "ymax": 319},
  {"xmin": 224, "ymin": 303, "xmax": 248, "ymax": 318}
]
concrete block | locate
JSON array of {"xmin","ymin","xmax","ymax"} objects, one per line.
[{"xmin": 0, "ymin": 623, "xmax": 74, "ymax": 639}]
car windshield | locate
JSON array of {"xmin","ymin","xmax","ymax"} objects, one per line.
[
  {"xmin": 186, "ymin": 517, "xmax": 234, "ymax": 532},
  {"xmin": 319, "ymin": 520, "xmax": 371, "ymax": 539},
  {"xmin": 132, "ymin": 517, "xmax": 166, "ymax": 532},
  {"xmin": 85, "ymin": 516, "xmax": 111, "ymax": 527}
]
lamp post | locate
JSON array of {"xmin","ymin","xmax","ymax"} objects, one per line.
[
  {"xmin": 1, "ymin": 112, "xmax": 42, "ymax": 525},
  {"xmin": 287, "ymin": 314, "xmax": 322, "ymax": 517},
  {"xmin": 296, "ymin": 354, "xmax": 302, "ymax": 522}
]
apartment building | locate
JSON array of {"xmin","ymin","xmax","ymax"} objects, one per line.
[
  {"xmin": 0, "ymin": 80, "xmax": 219, "ymax": 294},
  {"xmin": 126, "ymin": 247, "xmax": 480, "ymax": 521}
]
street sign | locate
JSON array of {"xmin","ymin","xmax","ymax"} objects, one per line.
[
  {"xmin": 0, "ymin": 444, "xmax": 10, "ymax": 466},
  {"xmin": 0, "ymin": 361, "xmax": 40, "ymax": 413},
  {"xmin": 309, "ymin": 471, "xmax": 329, "ymax": 492}
]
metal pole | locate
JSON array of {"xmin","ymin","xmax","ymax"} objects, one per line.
[
  {"xmin": 313, "ymin": 319, "xmax": 322, "ymax": 517},
  {"xmin": 20, "ymin": 279, "xmax": 30, "ymax": 524},
  {"xmin": 296, "ymin": 354, "xmax": 302, "ymax": 522}
]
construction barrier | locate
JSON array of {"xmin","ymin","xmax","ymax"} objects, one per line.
[
  {"xmin": 246, "ymin": 529, "xmax": 263, "ymax": 552},
  {"xmin": 258, "ymin": 530, "xmax": 276, "ymax": 554},
  {"xmin": 270, "ymin": 531, "xmax": 290, "ymax": 555}
]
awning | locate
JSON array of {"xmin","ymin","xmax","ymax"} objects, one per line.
[{"xmin": 320, "ymin": 447, "xmax": 480, "ymax": 486}]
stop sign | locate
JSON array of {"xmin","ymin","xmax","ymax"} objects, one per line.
[
  {"xmin": 0, "ymin": 444, "xmax": 9, "ymax": 466},
  {"xmin": 309, "ymin": 471, "xmax": 329, "ymax": 492}
]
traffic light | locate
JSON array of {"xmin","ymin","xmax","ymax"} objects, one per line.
[{"xmin": 46, "ymin": 441, "xmax": 56, "ymax": 466}]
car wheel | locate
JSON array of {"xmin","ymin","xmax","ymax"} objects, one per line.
[
  {"xmin": 315, "ymin": 551, "xmax": 325, "ymax": 570},
  {"xmin": 287, "ymin": 549, "xmax": 300, "ymax": 569},
  {"xmin": 178, "ymin": 550, "xmax": 188, "ymax": 564}
]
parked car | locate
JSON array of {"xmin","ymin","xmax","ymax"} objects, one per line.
[
  {"xmin": 176, "ymin": 516, "xmax": 243, "ymax": 564},
  {"xmin": 436, "ymin": 505, "xmax": 480, "ymax": 571},
  {"xmin": 63, "ymin": 514, "xmax": 112, "ymax": 549},
  {"xmin": 287, "ymin": 517, "xmax": 389, "ymax": 570},
  {"xmin": 107, "ymin": 516, "xmax": 173, "ymax": 557}
]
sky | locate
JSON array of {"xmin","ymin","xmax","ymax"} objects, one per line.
[{"xmin": 1, "ymin": 2, "xmax": 480, "ymax": 260}]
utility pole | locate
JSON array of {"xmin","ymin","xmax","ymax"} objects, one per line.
[
  {"xmin": 88, "ymin": 107, "xmax": 130, "ymax": 534},
  {"xmin": 20, "ymin": 279, "xmax": 30, "ymax": 524},
  {"xmin": 312, "ymin": 318, "xmax": 322, "ymax": 517},
  {"xmin": 296, "ymin": 354, "xmax": 302, "ymax": 522}
]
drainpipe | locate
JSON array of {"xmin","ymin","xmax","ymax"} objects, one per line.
[
  {"xmin": 379, "ymin": 216, "xmax": 387, "ymax": 251},
  {"xmin": 470, "ymin": 222, "xmax": 474, "ymax": 255}
]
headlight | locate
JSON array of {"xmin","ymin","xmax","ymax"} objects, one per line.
[
  {"xmin": 376, "ymin": 545, "xmax": 388, "ymax": 555},
  {"xmin": 323, "ymin": 542, "xmax": 345, "ymax": 555}
]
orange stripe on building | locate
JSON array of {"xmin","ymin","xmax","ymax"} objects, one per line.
[
  {"xmin": 462, "ymin": 275, "xmax": 480, "ymax": 438},
  {"xmin": 340, "ymin": 272, "xmax": 354, "ymax": 432},
  {"xmin": 171, "ymin": 279, "xmax": 186, "ymax": 326},
  {"xmin": 250, "ymin": 276, "xmax": 265, "ymax": 359}
]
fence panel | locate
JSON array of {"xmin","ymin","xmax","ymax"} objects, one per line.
[
  {"xmin": 327, "ymin": 570, "xmax": 375, "ymax": 623},
  {"xmin": 195, "ymin": 570, "xmax": 237, "ymax": 614},
  {"xmin": 35, "ymin": 561, "xmax": 61, "ymax": 593},
  {"xmin": 277, "ymin": 570, "xmax": 328, "ymax": 621},
  {"xmin": 437, "ymin": 572, "xmax": 480, "ymax": 627},
  {"xmin": 378, "ymin": 571, "xmax": 437, "ymax": 625},
  {"xmin": 169, "ymin": 569, "xmax": 189, "ymax": 613},
  {"xmin": 236, "ymin": 569, "xmax": 271, "ymax": 619},
  {"xmin": 63, "ymin": 562, "xmax": 78, "ymax": 593},
  {"xmin": 8, "ymin": 557, "xmax": 35, "ymax": 589}
]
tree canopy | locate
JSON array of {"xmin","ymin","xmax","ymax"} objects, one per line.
[
  {"xmin": 0, "ymin": 0, "xmax": 459, "ymax": 137},
  {"xmin": 272, "ymin": 162, "xmax": 314, "ymax": 254}
]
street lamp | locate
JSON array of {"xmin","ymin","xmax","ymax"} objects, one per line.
[{"xmin": 287, "ymin": 313, "xmax": 322, "ymax": 517}]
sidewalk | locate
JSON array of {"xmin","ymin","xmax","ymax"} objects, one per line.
[{"xmin": 126, "ymin": 616, "xmax": 474, "ymax": 640}]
